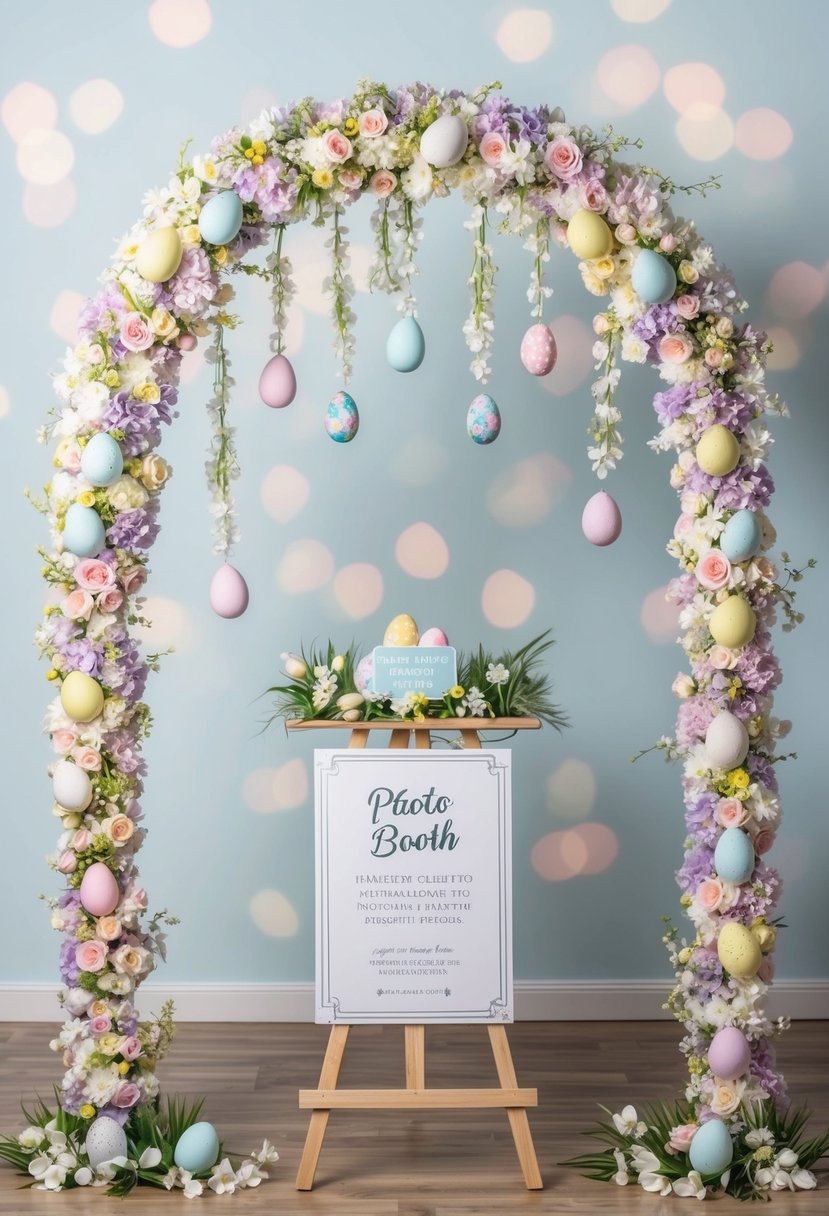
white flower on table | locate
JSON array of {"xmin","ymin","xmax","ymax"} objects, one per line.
[
  {"xmin": 613, "ymin": 1104, "xmax": 647, "ymax": 1139},
  {"xmin": 461, "ymin": 686, "xmax": 487, "ymax": 717},
  {"xmin": 672, "ymin": 1170, "xmax": 706, "ymax": 1199},
  {"xmin": 208, "ymin": 1157, "xmax": 238, "ymax": 1195},
  {"xmin": 485, "ymin": 662, "xmax": 510, "ymax": 685},
  {"xmin": 17, "ymin": 1125, "xmax": 47, "ymax": 1150},
  {"xmin": 630, "ymin": 1146, "xmax": 660, "ymax": 1174},
  {"xmin": 236, "ymin": 1159, "xmax": 266, "ymax": 1187},
  {"xmin": 250, "ymin": 1138, "xmax": 280, "ymax": 1166},
  {"xmin": 611, "ymin": 1148, "xmax": 629, "ymax": 1186}
]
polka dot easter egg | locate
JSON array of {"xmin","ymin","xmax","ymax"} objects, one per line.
[
  {"xmin": 325, "ymin": 391, "xmax": 359, "ymax": 443},
  {"xmin": 466, "ymin": 394, "xmax": 501, "ymax": 445},
  {"xmin": 520, "ymin": 323, "xmax": 557, "ymax": 376}
]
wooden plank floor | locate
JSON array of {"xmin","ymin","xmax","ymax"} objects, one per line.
[{"xmin": 1, "ymin": 1020, "xmax": 827, "ymax": 1213}]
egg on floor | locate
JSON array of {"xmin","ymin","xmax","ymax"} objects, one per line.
[
  {"xmin": 466, "ymin": 394, "xmax": 501, "ymax": 444},
  {"xmin": 325, "ymin": 391, "xmax": 359, "ymax": 443},
  {"xmin": 174, "ymin": 1122, "xmax": 220, "ymax": 1173}
]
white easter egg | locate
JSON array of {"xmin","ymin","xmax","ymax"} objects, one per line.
[
  {"xmin": 705, "ymin": 711, "xmax": 749, "ymax": 770},
  {"xmin": 85, "ymin": 1116, "xmax": 127, "ymax": 1169},
  {"xmin": 419, "ymin": 114, "xmax": 469, "ymax": 167},
  {"xmin": 52, "ymin": 760, "xmax": 93, "ymax": 812}
]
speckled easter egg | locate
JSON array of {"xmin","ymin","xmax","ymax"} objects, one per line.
[
  {"xmin": 709, "ymin": 596, "xmax": 756, "ymax": 649},
  {"xmin": 519, "ymin": 323, "xmax": 557, "ymax": 376},
  {"xmin": 631, "ymin": 248, "xmax": 677, "ymax": 304},
  {"xmin": 419, "ymin": 627, "xmax": 449, "ymax": 646},
  {"xmin": 258, "ymin": 354, "xmax": 297, "ymax": 408},
  {"xmin": 80, "ymin": 433, "xmax": 123, "ymax": 488},
  {"xmin": 581, "ymin": 491, "xmax": 622, "ymax": 546},
  {"xmin": 707, "ymin": 1027, "xmax": 752, "ymax": 1080},
  {"xmin": 720, "ymin": 509, "xmax": 761, "ymax": 563},
  {"xmin": 63, "ymin": 503, "xmax": 105, "ymax": 558},
  {"xmin": 705, "ymin": 711, "xmax": 749, "ymax": 770},
  {"xmin": 198, "ymin": 189, "xmax": 243, "ymax": 246},
  {"xmin": 383, "ymin": 614, "xmax": 419, "ymax": 647},
  {"xmin": 696, "ymin": 425, "xmax": 740, "ymax": 477},
  {"xmin": 85, "ymin": 1116, "xmax": 127, "ymax": 1169},
  {"xmin": 717, "ymin": 921, "xmax": 762, "ymax": 979},
  {"xmin": 136, "ymin": 225, "xmax": 182, "ymax": 283},
  {"xmin": 174, "ymin": 1122, "xmax": 220, "ymax": 1173},
  {"xmin": 688, "ymin": 1118, "xmax": 734, "ymax": 1177},
  {"xmin": 466, "ymin": 394, "xmax": 501, "ymax": 445},
  {"xmin": 387, "ymin": 316, "xmax": 426, "ymax": 372},
  {"xmin": 714, "ymin": 828, "xmax": 755, "ymax": 885},
  {"xmin": 209, "ymin": 564, "xmax": 249, "ymax": 619},
  {"xmin": 419, "ymin": 114, "xmax": 469, "ymax": 167},
  {"xmin": 354, "ymin": 653, "xmax": 375, "ymax": 693},
  {"xmin": 60, "ymin": 671, "xmax": 104, "ymax": 723},
  {"xmin": 325, "ymin": 391, "xmax": 359, "ymax": 443},
  {"xmin": 79, "ymin": 862, "xmax": 120, "ymax": 917},
  {"xmin": 52, "ymin": 759, "xmax": 93, "ymax": 812},
  {"xmin": 566, "ymin": 209, "xmax": 613, "ymax": 260}
]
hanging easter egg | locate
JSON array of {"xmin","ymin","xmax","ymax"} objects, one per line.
[
  {"xmin": 384, "ymin": 614, "xmax": 419, "ymax": 647},
  {"xmin": 79, "ymin": 862, "xmax": 120, "ymax": 917},
  {"xmin": 419, "ymin": 627, "xmax": 449, "ymax": 647},
  {"xmin": 688, "ymin": 1118, "xmax": 734, "ymax": 1176},
  {"xmin": 85, "ymin": 1116, "xmax": 128, "ymax": 1169},
  {"xmin": 721, "ymin": 509, "xmax": 761, "ymax": 563},
  {"xmin": 709, "ymin": 595, "xmax": 756, "ymax": 649},
  {"xmin": 209, "ymin": 565, "xmax": 249, "ymax": 619},
  {"xmin": 60, "ymin": 671, "xmax": 104, "ymax": 723},
  {"xmin": 419, "ymin": 114, "xmax": 469, "ymax": 168},
  {"xmin": 466, "ymin": 394, "xmax": 501, "ymax": 445},
  {"xmin": 386, "ymin": 316, "xmax": 426, "ymax": 372},
  {"xmin": 62, "ymin": 503, "xmax": 105, "ymax": 559},
  {"xmin": 717, "ymin": 921, "xmax": 762, "ymax": 979},
  {"xmin": 354, "ymin": 653, "xmax": 375, "ymax": 693},
  {"xmin": 631, "ymin": 248, "xmax": 677, "ymax": 304},
  {"xmin": 325, "ymin": 391, "xmax": 359, "ymax": 443},
  {"xmin": 136, "ymin": 225, "xmax": 183, "ymax": 283},
  {"xmin": 714, "ymin": 828, "xmax": 755, "ymax": 885},
  {"xmin": 705, "ymin": 711, "xmax": 749, "ymax": 770},
  {"xmin": 708, "ymin": 1026, "xmax": 752, "ymax": 1081},
  {"xmin": 198, "ymin": 189, "xmax": 243, "ymax": 246},
  {"xmin": 581, "ymin": 491, "xmax": 622, "ymax": 546},
  {"xmin": 696, "ymin": 425, "xmax": 740, "ymax": 477},
  {"xmin": 519, "ymin": 323, "xmax": 557, "ymax": 376},
  {"xmin": 80, "ymin": 433, "xmax": 123, "ymax": 488},
  {"xmin": 174, "ymin": 1122, "xmax": 220, "ymax": 1173},
  {"xmin": 258, "ymin": 353, "xmax": 297, "ymax": 409},
  {"xmin": 566, "ymin": 209, "xmax": 613, "ymax": 260},
  {"xmin": 52, "ymin": 759, "xmax": 93, "ymax": 812}
]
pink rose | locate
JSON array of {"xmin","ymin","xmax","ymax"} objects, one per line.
[
  {"xmin": 697, "ymin": 550, "xmax": 732, "ymax": 591},
  {"xmin": 709, "ymin": 646, "xmax": 736, "ymax": 670},
  {"xmin": 61, "ymin": 589, "xmax": 94, "ymax": 621},
  {"xmin": 753, "ymin": 827, "xmax": 776, "ymax": 855},
  {"xmin": 358, "ymin": 108, "xmax": 388, "ymax": 137},
  {"xmin": 97, "ymin": 587, "xmax": 124, "ymax": 613},
  {"xmin": 96, "ymin": 916, "xmax": 122, "ymax": 941},
  {"xmin": 112, "ymin": 1081, "xmax": 141, "ymax": 1109},
  {"xmin": 675, "ymin": 294, "xmax": 700, "ymax": 320},
  {"xmin": 615, "ymin": 223, "xmax": 637, "ymax": 244},
  {"xmin": 716, "ymin": 798, "xmax": 749, "ymax": 829},
  {"xmin": 72, "ymin": 829, "xmax": 92, "ymax": 851},
  {"xmin": 673, "ymin": 514, "xmax": 695, "ymax": 541},
  {"xmin": 75, "ymin": 558, "xmax": 115, "ymax": 592},
  {"xmin": 119, "ymin": 311, "xmax": 154, "ymax": 353},
  {"xmin": 705, "ymin": 348, "xmax": 724, "ymax": 369},
  {"xmin": 57, "ymin": 850, "xmax": 77, "ymax": 874},
  {"xmin": 658, "ymin": 333, "xmax": 694, "ymax": 364},
  {"xmin": 75, "ymin": 939, "xmax": 108, "ymax": 973},
  {"xmin": 120, "ymin": 1036, "xmax": 143, "ymax": 1061},
  {"xmin": 580, "ymin": 180, "xmax": 608, "ymax": 212},
  {"xmin": 338, "ymin": 168, "xmax": 363, "ymax": 191},
  {"xmin": 119, "ymin": 565, "xmax": 146, "ymax": 595},
  {"xmin": 72, "ymin": 745, "xmax": 102, "ymax": 772},
  {"xmin": 324, "ymin": 129, "xmax": 352, "ymax": 163},
  {"xmin": 90, "ymin": 1015, "xmax": 111, "ymax": 1034},
  {"xmin": 668, "ymin": 1123, "xmax": 698, "ymax": 1153},
  {"xmin": 130, "ymin": 887, "xmax": 148, "ymax": 910},
  {"xmin": 479, "ymin": 131, "xmax": 507, "ymax": 168},
  {"xmin": 696, "ymin": 877, "xmax": 725, "ymax": 911},
  {"xmin": 672, "ymin": 673, "xmax": 695, "ymax": 699},
  {"xmin": 544, "ymin": 136, "xmax": 583, "ymax": 180},
  {"xmin": 659, "ymin": 233, "xmax": 679, "ymax": 253},
  {"xmin": 52, "ymin": 728, "xmax": 78, "ymax": 754},
  {"xmin": 369, "ymin": 169, "xmax": 397, "ymax": 198}
]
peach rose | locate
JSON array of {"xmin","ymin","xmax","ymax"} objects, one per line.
[
  {"xmin": 668, "ymin": 1123, "xmax": 698, "ymax": 1153},
  {"xmin": 97, "ymin": 587, "xmax": 123, "ymax": 613},
  {"xmin": 75, "ymin": 939, "xmax": 108, "ymax": 973},
  {"xmin": 479, "ymin": 131, "xmax": 507, "ymax": 168},
  {"xmin": 615, "ymin": 223, "xmax": 637, "ymax": 245},
  {"xmin": 96, "ymin": 916, "xmax": 122, "ymax": 942},
  {"xmin": 112, "ymin": 944, "xmax": 148, "ymax": 976},
  {"xmin": 52, "ymin": 728, "xmax": 78, "ymax": 754},
  {"xmin": 61, "ymin": 589, "xmax": 94, "ymax": 621},
  {"xmin": 753, "ymin": 827, "xmax": 776, "ymax": 855},
  {"xmin": 710, "ymin": 1082, "xmax": 743, "ymax": 1116},
  {"xmin": 104, "ymin": 815, "xmax": 135, "ymax": 846},
  {"xmin": 675, "ymin": 294, "xmax": 700, "ymax": 320},
  {"xmin": 119, "ymin": 312, "xmax": 154, "ymax": 353},
  {"xmin": 57, "ymin": 850, "xmax": 77, "ymax": 874},
  {"xmin": 716, "ymin": 798, "xmax": 749, "ymax": 829},
  {"xmin": 696, "ymin": 877, "xmax": 725, "ymax": 911},
  {"xmin": 672, "ymin": 673, "xmax": 695, "ymax": 698},
  {"xmin": 709, "ymin": 646, "xmax": 736, "ymax": 670},
  {"xmin": 75, "ymin": 558, "xmax": 115, "ymax": 592},
  {"xmin": 358, "ymin": 108, "xmax": 388, "ymax": 137},
  {"xmin": 150, "ymin": 307, "xmax": 178, "ymax": 340},
  {"xmin": 338, "ymin": 167, "xmax": 364, "ymax": 191},
  {"xmin": 658, "ymin": 333, "xmax": 694, "ymax": 364},
  {"xmin": 89, "ymin": 999, "xmax": 110, "ymax": 1018},
  {"xmin": 324, "ymin": 129, "xmax": 352, "ymax": 163},
  {"xmin": 369, "ymin": 169, "xmax": 397, "ymax": 198},
  {"xmin": 139, "ymin": 453, "xmax": 169, "ymax": 491},
  {"xmin": 72, "ymin": 745, "xmax": 102, "ymax": 772},
  {"xmin": 544, "ymin": 136, "xmax": 583, "ymax": 180},
  {"xmin": 697, "ymin": 550, "xmax": 732, "ymax": 591}
]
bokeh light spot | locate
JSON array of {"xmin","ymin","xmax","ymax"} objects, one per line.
[
  {"xmin": 531, "ymin": 823, "xmax": 619, "ymax": 882},
  {"xmin": 2, "ymin": 82, "xmax": 57, "ymax": 142},
  {"xmin": 641, "ymin": 585, "xmax": 680, "ymax": 643},
  {"xmin": 395, "ymin": 522, "xmax": 449, "ymax": 580},
  {"xmin": 539, "ymin": 315, "xmax": 594, "ymax": 396},
  {"xmin": 487, "ymin": 452, "xmax": 571, "ymax": 527},
  {"xmin": 765, "ymin": 326, "xmax": 800, "ymax": 371},
  {"xmin": 134, "ymin": 597, "xmax": 196, "ymax": 653},
  {"xmin": 546, "ymin": 759, "xmax": 597, "ymax": 821},
  {"xmin": 243, "ymin": 759, "xmax": 308, "ymax": 814},
  {"xmin": 767, "ymin": 262, "xmax": 825, "ymax": 320},
  {"xmin": 596, "ymin": 45, "xmax": 660, "ymax": 110},
  {"xmin": 249, "ymin": 889, "xmax": 299, "ymax": 938},
  {"xmin": 277, "ymin": 539, "xmax": 335, "ymax": 593},
  {"xmin": 610, "ymin": 0, "xmax": 671, "ymax": 19},
  {"xmin": 178, "ymin": 346, "xmax": 205, "ymax": 385},
  {"xmin": 482, "ymin": 569, "xmax": 535, "ymax": 629},
  {"xmin": 148, "ymin": 0, "xmax": 212, "ymax": 46},
  {"xmin": 69, "ymin": 79, "xmax": 123, "ymax": 134},
  {"xmin": 260, "ymin": 464, "xmax": 310, "ymax": 523},
  {"xmin": 663, "ymin": 63, "xmax": 725, "ymax": 119},
  {"xmin": 23, "ymin": 179, "xmax": 76, "ymax": 228},
  {"xmin": 495, "ymin": 10, "xmax": 553, "ymax": 62},
  {"xmin": 16, "ymin": 128, "xmax": 74, "ymax": 185},
  {"xmin": 0, "ymin": 386, "xmax": 9, "ymax": 419},
  {"xmin": 675, "ymin": 108, "xmax": 734, "ymax": 161},
  {"xmin": 49, "ymin": 290, "xmax": 84, "ymax": 342},
  {"xmin": 333, "ymin": 563, "xmax": 384, "ymax": 619},
  {"xmin": 735, "ymin": 108, "xmax": 793, "ymax": 160}
]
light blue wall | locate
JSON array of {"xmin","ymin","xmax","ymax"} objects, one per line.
[{"xmin": 1, "ymin": 0, "xmax": 827, "ymax": 987}]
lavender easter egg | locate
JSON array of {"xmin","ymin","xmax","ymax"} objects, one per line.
[
  {"xmin": 419, "ymin": 114, "xmax": 469, "ymax": 168},
  {"xmin": 632, "ymin": 248, "xmax": 677, "ymax": 304},
  {"xmin": 354, "ymin": 653, "xmax": 375, "ymax": 693},
  {"xmin": 63, "ymin": 504, "xmax": 105, "ymax": 558},
  {"xmin": 581, "ymin": 491, "xmax": 622, "ymax": 546},
  {"xmin": 705, "ymin": 711, "xmax": 749, "ymax": 770},
  {"xmin": 419, "ymin": 627, "xmax": 449, "ymax": 646},
  {"xmin": 198, "ymin": 190, "xmax": 243, "ymax": 246},
  {"xmin": 520, "ymin": 323, "xmax": 557, "ymax": 376},
  {"xmin": 259, "ymin": 354, "xmax": 297, "ymax": 409},
  {"xmin": 325, "ymin": 391, "xmax": 359, "ymax": 443},
  {"xmin": 387, "ymin": 316, "xmax": 425, "ymax": 372},
  {"xmin": 466, "ymin": 394, "xmax": 501, "ymax": 445},
  {"xmin": 80, "ymin": 433, "xmax": 123, "ymax": 487},
  {"xmin": 707, "ymin": 1026, "xmax": 752, "ymax": 1080},
  {"xmin": 79, "ymin": 862, "xmax": 120, "ymax": 917},
  {"xmin": 714, "ymin": 828, "xmax": 755, "ymax": 885},
  {"xmin": 52, "ymin": 760, "xmax": 93, "ymax": 812},
  {"xmin": 688, "ymin": 1118, "xmax": 734, "ymax": 1176},
  {"xmin": 209, "ymin": 565, "xmax": 249, "ymax": 619},
  {"xmin": 720, "ymin": 509, "xmax": 761, "ymax": 563}
]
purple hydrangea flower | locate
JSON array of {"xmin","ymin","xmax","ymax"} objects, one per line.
[
  {"xmin": 106, "ymin": 506, "xmax": 159, "ymax": 551},
  {"xmin": 101, "ymin": 386, "xmax": 175, "ymax": 457}
]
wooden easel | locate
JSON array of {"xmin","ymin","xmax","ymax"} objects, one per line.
[{"xmin": 287, "ymin": 716, "xmax": 543, "ymax": 1191}]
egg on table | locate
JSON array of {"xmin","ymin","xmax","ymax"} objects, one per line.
[
  {"xmin": 325, "ymin": 391, "xmax": 359, "ymax": 443},
  {"xmin": 709, "ymin": 595, "xmax": 756, "ymax": 648},
  {"xmin": 466, "ymin": 394, "xmax": 501, "ymax": 444},
  {"xmin": 707, "ymin": 1026, "xmax": 751, "ymax": 1080},
  {"xmin": 717, "ymin": 921, "xmax": 762, "ymax": 979},
  {"xmin": 581, "ymin": 491, "xmax": 622, "ymax": 546},
  {"xmin": 714, "ymin": 828, "xmax": 755, "ymax": 885},
  {"xmin": 419, "ymin": 627, "xmax": 449, "ymax": 647},
  {"xmin": 566, "ymin": 210, "xmax": 613, "ymax": 260},
  {"xmin": 209, "ymin": 564, "xmax": 249, "ymax": 619},
  {"xmin": 519, "ymin": 323, "xmax": 557, "ymax": 376},
  {"xmin": 631, "ymin": 248, "xmax": 677, "ymax": 304},
  {"xmin": 688, "ymin": 1118, "xmax": 734, "ymax": 1176},
  {"xmin": 52, "ymin": 759, "xmax": 93, "ymax": 812},
  {"xmin": 85, "ymin": 1116, "xmax": 128, "ymax": 1169},
  {"xmin": 705, "ymin": 711, "xmax": 749, "ymax": 770},
  {"xmin": 60, "ymin": 671, "xmax": 104, "ymax": 723},
  {"xmin": 174, "ymin": 1122, "xmax": 220, "ymax": 1173},
  {"xmin": 62, "ymin": 503, "xmax": 105, "ymax": 559},
  {"xmin": 198, "ymin": 190, "xmax": 243, "ymax": 246},
  {"xmin": 79, "ymin": 862, "xmax": 120, "ymax": 917},
  {"xmin": 386, "ymin": 316, "xmax": 425, "ymax": 372},
  {"xmin": 384, "ymin": 614, "xmax": 419, "ymax": 647},
  {"xmin": 696, "ymin": 425, "xmax": 740, "ymax": 477},
  {"xmin": 80, "ymin": 433, "xmax": 123, "ymax": 488},
  {"xmin": 136, "ymin": 226, "xmax": 183, "ymax": 283},
  {"xmin": 259, "ymin": 354, "xmax": 297, "ymax": 408},
  {"xmin": 419, "ymin": 114, "xmax": 469, "ymax": 167},
  {"xmin": 720, "ymin": 509, "xmax": 761, "ymax": 563}
]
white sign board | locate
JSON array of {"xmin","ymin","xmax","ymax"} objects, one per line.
[{"xmin": 315, "ymin": 749, "xmax": 513, "ymax": 1024}]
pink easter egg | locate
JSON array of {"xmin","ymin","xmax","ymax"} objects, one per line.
[
  {"xmin": 354, "ymin": 653, "xmax": 374, "ymax": 693},
  {"xmin": 177, "ymin": 333, "xmax": 197, "ymax": 351},
  {"xmin": 581, "ymin": 491, "xmax": 622, "ymax": 546},
  {"xmin": 209, "ymin": 564, "xmax": 249, "ymax": 619},
  {"xmin": 79, "ymin": 862, "xmax": 120, "ymax": 917},
  {"xmin": 419, "ymin": 627, "xmax": 449, "ymax": 646},
  {"xmin": 519, "ymin": 323, "xmax": 558, "ymax": 377},
  {"xmin": 707, "ymin": 1026, "xmax": 751, "ymax": 1080},
  {"xmin": 258, "ymin": 354, "xmax": 297, "ymax": 409}
]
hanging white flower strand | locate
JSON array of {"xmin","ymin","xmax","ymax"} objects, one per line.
[
  {"xmin": 368, "ymin": 196, "xmax": 423, "ymax": 316},
  {"xmin": 265, "ymin": 223, "xmax": 295, "ymax": 354},
  {"xmin": 326, "ymin": 204, "xmax": 356, "ymax": 383},
  {"xmin": 463, "ymin": 202, "xmax": 497, "ymax": 383},
  {"xmin": 525, "ymin": 218, "xmax": 553, "ymax": 319},
  {"xmin": 204, "ymin": 322, "xmax": 241, "ymax": 555},
  {"xmin": 587, "ymin": 323, "xmax": 623, "ymax": 480}
]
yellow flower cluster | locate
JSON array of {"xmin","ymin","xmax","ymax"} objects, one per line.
[{"xmin": 243, "ymin": 138, "xmax": 267, "ymax": 166}]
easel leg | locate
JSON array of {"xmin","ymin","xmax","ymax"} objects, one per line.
[
  {"xmin": 404, "ymin": 1025, "xmax": 425, "ymax": 1089},
  {"xmin": 487, "ymin": 1024, "xmax": 543, "ymax": 1190},
  {"xmin": 296, "ymin": 1024, "xmax": 350, "ymax": 1190}
]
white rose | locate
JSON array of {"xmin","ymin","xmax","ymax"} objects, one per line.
[{"xmin": 106, "ymin": 475, "xmax": 149, "ymax": 512}]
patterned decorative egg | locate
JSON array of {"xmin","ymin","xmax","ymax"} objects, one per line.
[
  {"xmin": 60, "ymin": 671, "xmax": 104, "ymax": 723},
  {"xmin": 466, "ymin": 394, "xmax": 501, "ymax": 445},
  {"xmin": 325, "ymin": 391, "xmax": 359, "ymax": 443},
  {"xmin": 79, "ymin": 862, "xmax": 120, "ymax": 917},
  {"xmin": 419, "ymin": 627, "xmax": 449, "ymax": 646},
  {"xmin": 714, "ymin": 828, "xmax": 755, "ymax": 885},
  {"xmin": 136, "ymin": 225, "xmax": 183, "ymax": 283},
  {"xmin": 386, "ymin": 316, "xmax": 425, "ymax": 372},
  {"xmin": 80, "ymin": 433, "xmax": 123, "ymax": 488},
  {"xmin": 52, "ymin": 759, "xmax": 93, "ymax": 812},
  {"xmin": 720, "ymin": 509, "xmax": 761, "ymax": 563},
  {"xmin": 354, "ymin": 653, "xmax": 374, "ymax": 693},
  {"xmin": 708, "ymin": 1026, "xmax": 752, "ymax": 1080},
  {"xmin": 383, "ymin": 614, "xmax": 419, "ymax": 647},
  {"xmin": 85, "ymin": 1116, "xmax": 128, "ymax": 1169},
  {"xmin": 696, "ymin": 425, "xmax": 740, "ymax": 477},
  {"xmin": 174, "ymin": 1122, "xmax": 220, "ymax": 1173},
  {"xmin": 709, "ymin": 596, "xmax": 756, "ymax": 648},
  {"xmin": 688, "ymin": 1118, "xmax": 734, "ymax": 1176},
  {"xmin": 259, "ymin": 353, "xmax": 297, "ymax": 409},
  {"xmin": 198, "ymin": 190, "xmax": 243, "ymax": 246},
  {"xmin": 631, "ymin": 248, "xmax": 677, "ymax": 304},
  {"xmin": 519, "ymin": 323, "xmax": 557, "ymax": 376},
  {"xmin": 581, "ymin": 491, "xmax": 622, "ymax": 546},
  {"xmin": 209, "ymin": 565, "xmax": 249, "ymax": 619},
  {"xmin": 717, "ymin": 921, "xmax": 762, "ymax": 979},
  {"xmin": 705, "ymin": 711, "xmax": 749, "ymax": 770},
  {"xmin": 63, "ymin": 503, "xmax": 105, "ymax": 558},
  {"xmin": 419, "ymin": 114, "xmax": 469, "ymax": 167},
  {"xmin": 566, "ymin": 210, "xmax": 613, "ymax": 260}
]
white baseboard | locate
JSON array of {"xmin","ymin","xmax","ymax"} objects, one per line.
[{"xmin": 1, "ymin": 979, "xmax": 827, "ymax": 1022}]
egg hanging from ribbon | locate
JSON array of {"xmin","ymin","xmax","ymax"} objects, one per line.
[
  {"xmin": 259, "ymin": 354, "xmax": 297, "ymax": 408},
  {"xmin": 80, "ymin": 433, "xmax": 123, "ymax": 488},
  {"xmin": 566, "ymin": 210, "xmax": 613, "ymax": 260},
  {"xmin": 386, "ymin": 316, "xmax": 426, "ymax": 372},
  {"xmin": 63, "ymin": 503, "xmax": 106, "ymax": 559},
  {"xmin": 466, "ymin": 394, "xmax": 501, "ymax": 445},
  {"xmin": 631, "ymin": 248, "xmax": 677, "ymax": 304},
  {"xmin": 720, "ymin": 509, "xmax": 761, "ymax": 563},
  {"xmin": 419, "ymin": 114, "xmax": 469, "ymax": 167},
  {"xmin": 581, "ymin": 491, "xmax": 622, "ymax": 546},
  {"xmin": 519, "ymin": 323, "xmax": 557, "ymax": 376},
  {"xmin": 325, "ymin": 391, "xmax": 359, "ymax": 443},
  {"xmin": 136, "ymin": 226, "xmax": 182, "ymax": 283},
  {"xmin": 209, "ymin": 564, "xmax": 249, "ymax": 619},
  {"xmin": 198, "ymin": 190, "xmax": 243, "ymax": 246}
]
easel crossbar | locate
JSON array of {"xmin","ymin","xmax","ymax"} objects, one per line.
[{"xmin": 299, "ymin": 1086, "xmax": 538, "ymax": 1109}]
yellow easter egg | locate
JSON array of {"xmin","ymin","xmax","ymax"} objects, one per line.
[
  {"xmin": 60, "ymin": 671, "xmax": 104, "ymax": 723},
  {"xmin": 709, "ymin": 595, "xmax": 756, "ymax": 649},
  {"xmin": 383, "ymin": 614, "xmax": 419, "ymax": 647},
  {"xmin": 717, "ymin": 921, "xmax": 762, "ymax": 979},
  {"xmin": 696, "ymin": 425, "xmax": 740, "ymax": 477},
  {"xmin": 136, "ymin": 226, "xmax": 183, "ymax": 283},
  {"xmin": 566, "ymin": 209, "xmax": 613, "ymax": 260}
]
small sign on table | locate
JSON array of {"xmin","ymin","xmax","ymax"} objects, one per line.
[{"xmin": 371, "ymin": 645, "xmax": 457, "ymax": 699}]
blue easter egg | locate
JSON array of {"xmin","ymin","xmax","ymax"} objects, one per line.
[
  {"xmin": 63, "ymin": 504, "xmax": 105, "ymax": 558},
  {"xmin": 325, "ymin": 391, "xmax": 359, "ymax": 443},
  {"xmin": 198, "ymin": 190, "xmax": 243, "ymax": 246},
  {"xmin": 386, "ymin": 316, "xmax": 425, "ymax": 372},
  {"xmin": 174, "ymin": 1121, "xmax": 220, "ymax": 1173},
  {"xmin": 720, "ymin": 509, "xmax": 761, "ymax": 563},
  {"xmin": 466, "ymin": 394, "xmax": 501, "ymax": 445},
  {"xmin": 688, "ymin": 1118, "xmax": 734, "ymax": 1177},
  {"xmin": 714, "ymin": 828, "xmax": 755, "ymax": 885},
  {"xmin": 80, "ymin": 433, "xmax": 123, "ymax": 488},
  {"xmin": 632, "ymin": 248, "xmax": 677, "ymax": 304}
]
